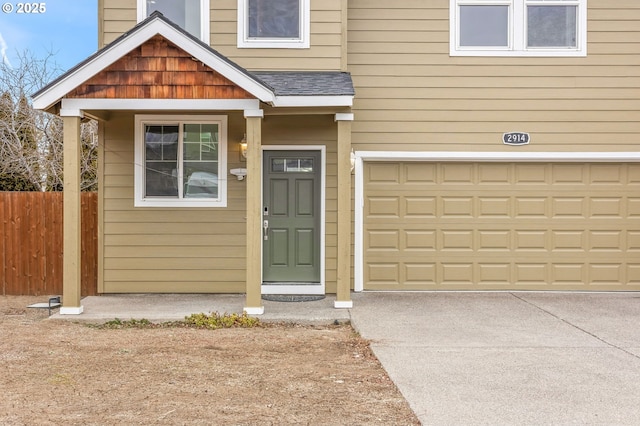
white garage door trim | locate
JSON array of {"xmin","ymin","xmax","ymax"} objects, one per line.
[{"xmin": 354, "ymin": 151, "xmax": 640, "ymax": 292}]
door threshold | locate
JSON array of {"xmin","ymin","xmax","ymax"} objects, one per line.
[
  {"xmin": 262, "ymin": 282, "xmax": 321, "ymax": 286},
  {"xmin": 261, "ymin": 283, "xmax": 325, "ymax": 295}
]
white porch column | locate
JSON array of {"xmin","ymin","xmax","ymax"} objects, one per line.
[
  {"xmin": 335, "ymin": 113, "xmax": 354, "ymax": 308},
  {"xmin": 60, "ymin": 113, "xmax": 84, "ymax": 314},
  {"xmin": 243, "ymin": 109, "xmax": 264, "ymax": 315}
]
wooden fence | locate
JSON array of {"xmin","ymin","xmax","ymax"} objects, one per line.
[{"xmin": 0, "ymin": 192, "xmax": 97, "ymax": 296}]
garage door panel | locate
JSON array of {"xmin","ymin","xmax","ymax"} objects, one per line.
[
  {"xmin": 514, "ymin": 264, "xmax": 548, "ymax": 286},
  {"xmin": 441, "ymin": 230, "xmax": 474, "ymax": 251},
  {"xmin": 478, "ymin": 163, "xmax": 511, "ymax": 183},
  {"xmin": 550, "ymin": 264, "xmax": 586, "ymax": 285},
  {"xmin": 478, "ymin": 197, "xmax": 512, "ymax": 218},
  {"xmin": 551, "ymin": 230, "xmax": 587, "ymax": 251},
  {"xmin": 405, "ymin": 230, "xmax": 437, "ymax": 251},
  {"xmin": 477, "ymin": 263, "xmax": 512, "ymax": 285},
  {"xmin": 515, "ymin": 197, "xmax": 548, "ymax": 217},
  {"xmin": 442, "ymin": 197, "xmax": 475, "ymax": 217},
  {"xmin": 405, "ymin": 197, "xmax": 437, "ymax": 217},
  {"xmin": 589, "ymin": 231, "xmax": 623, "ymax": 251},
  {"xmin": 628, "ymin": 265, "xmax": 640, "ymax": 284},
  {"xmin": 367, "ymin": 230, "xmax": 400, "ymax": 251},
  {"xmin": 589, "ymin": 264, "xmax": 624, "ymax": 285},
  {"xmin": 441, "ymin": 263, "xmax": 474, "ymax": 285},
  {"xmin": 590, "ymin": 197, "xmax": 624, "ymax": 218},
  {"xmin": 367, "ymin": 163, "xmax": 401, "ymax": 183},
  {"xmin": 405, "ymin": 163, "xmax": 437, "ymax": 183},
  {"xmin": 367, "ymin": 196, "xmax": 400, "ymax": 218},
  {"xmin": 514, "ymin": 164, "xmax": 548, "ymax": 184},
  {"xmin": 552, "ymin": 198, "xmax": 587, "ymax": 218},
  {"xmin": 367, "ymin": 263, "xmax": 399, "ymax": 286},
  {"xmin": 628, "ymin": 231, "xmax": 640, "ymax": 251},
  {"xmin": 405, "ymin": 263, "xmax": 437, "ymax": 286},
  {"xmin": 551, "ymin": 164, "xmax": 587, "ymax": 184},
  {"xmin": 590, "ymin": 164, "xmax": 624, "ymax": 184},
  {"xmin": 364, "ymin": 162, "xmax": 640, "ymax": 291},
  {"xmin": 478, "ymin": 231, "xmax": 511, "ymax": 251},
  {"xmin": 441, "ymin": 164, "xmax": 475, "ymax": 184}
]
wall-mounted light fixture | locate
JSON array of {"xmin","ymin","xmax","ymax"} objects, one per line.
[
  {"xmin": 350, "ymin": 149, "xmax": 356, "ymax": 173},
  {"xmin": 239, "ymin": 134, "xmax": 247, "ymax": 161}
]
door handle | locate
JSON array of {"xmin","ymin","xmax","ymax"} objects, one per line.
[{"xmin": 263, "ymin": 220, "xmax": 269, "ymax": 240}]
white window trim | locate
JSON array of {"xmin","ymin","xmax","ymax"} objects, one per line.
[
  {"xmin": 137, "ymin": 0, "xmax": 210, "ymax": 44},
  {"xmin": 237, "ymin": 0, "xmax": 310, "ymax": 49},
  {"xmin": 134, "ymin": 115, "xmax": 227, "ymax": 208},
  {"xmin": 450, "ymin": 0, "xmax": 587, "ymax": 57}
]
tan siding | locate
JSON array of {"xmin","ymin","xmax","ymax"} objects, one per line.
[
  {"xmin": 102, "ymin": 112, "xmax": 339, "ymax": 293},
  {"xmin": 348, "ymin": 0, "xmax": 640, "ymax": 152},
  {"xmin": 101, "ymin": 0, "xmax": 344, "ymax": 71},
  {"xmin": 101, "ymin": 0, "xmax": 136, "ymax": 47},
  {"xmin": 102, "ymin": 112, "xmax": 248, "ymax": 293}
]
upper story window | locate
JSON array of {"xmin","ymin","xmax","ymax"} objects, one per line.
[
  {"xmin": 450, "ymin": 0, "xmax": 587, "ymax": 57},
  {"xmin": 134, "ymin": 115, "xmax": 227, "ymax": 208},
  {"xmin": 138, "ymin": 0, "xmax": 210, "ymax": 44},
  {"xmin": 237, "ymin": 0, "xmax": 310, "ymax": 48}
]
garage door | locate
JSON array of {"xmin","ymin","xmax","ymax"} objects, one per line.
[{"xmin": 363, "ymin": 162, "xmax": 640, "ymax": 291}]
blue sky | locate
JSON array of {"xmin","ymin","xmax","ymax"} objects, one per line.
[{"xmin": 0, "ymin": 0, "xmax": 97, "ymax": 73}]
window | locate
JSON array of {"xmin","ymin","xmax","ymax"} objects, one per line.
[
  {"xmin": 138, "ymin": 0, "xmax": 210, "ymax": 43},
  {"xmin": 237, "ymin": 0, "xmax": 310, "ymax": 48},
  {"xmin": 271, "ymin": 158, "xmax": 315, "ymax": 173},
  {"xmin": 134, "ymin": 115, "xmax": 227, "ymax": 207},
  {"xmin": 450, "ymin": 0, "xmax": 586, "ymax": 56}
]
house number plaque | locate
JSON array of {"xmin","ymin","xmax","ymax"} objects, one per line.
[{"xmin": 503, "ymin": 132, "xmax": 530, "ymax": 145}]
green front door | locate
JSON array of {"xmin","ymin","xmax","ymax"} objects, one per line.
[{"xmin": 263, "ymin": 150, "xmax": 321, "ymax": 284}]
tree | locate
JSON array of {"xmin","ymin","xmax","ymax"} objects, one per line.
[{"xmin": 0, "ymin": 50, "xmax": 97, "ymax": 191}]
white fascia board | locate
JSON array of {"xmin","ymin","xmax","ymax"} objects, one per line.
[
  {"xmin": 356, "ymin": 151, "xmax": 640, "ymax": 162},
  {"xmin": 335, "ymin": 113, "xmax": 354, "ymax": 121},
  {"xmin": 33, "ymin": 18, "xmax": 274, "ymax": 111},
  {"xmin": 61, "ymin": 98, "xmax": 260, "ymax": 112},
  {"xmin": 59, "ymin": 108, "xmax": 84, "ymax": 118},
  {"xmin": 243, "ymin": 109, "xmax": 264, "ymax": 118},
  {"xmin": 272, "ymin": 96, "xmax": 353, "ymax": 108}
]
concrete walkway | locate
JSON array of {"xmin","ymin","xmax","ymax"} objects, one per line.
[
  {"xmin": 52, "ymin": 292, "xmax": 640, "ymax": 425},
  {"xmin": 51, "ymin": 293, "xmax": 350, "ymax": 324}
]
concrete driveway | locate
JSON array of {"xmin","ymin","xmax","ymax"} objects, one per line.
[{"xmin": 350, "ymin": 292, "xmax": 640, "ymax": 425}]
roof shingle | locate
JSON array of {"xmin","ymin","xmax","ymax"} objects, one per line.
[{"xmin": 251, "ymin": 71, "xmax": 355, "ymax": 97}]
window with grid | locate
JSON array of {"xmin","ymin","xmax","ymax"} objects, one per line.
[{"xmin": 135, "ymin": 116, "xmax": 227, "ymax": 207}]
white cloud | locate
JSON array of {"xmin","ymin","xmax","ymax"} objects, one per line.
[{"xmin": 0, "ymin": 32, "xmax": 11, "ymax": 67}]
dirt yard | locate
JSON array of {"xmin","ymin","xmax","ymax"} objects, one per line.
[{"xmin": 0, "ymin": 296, "xmax": 419, "ymax": 425}]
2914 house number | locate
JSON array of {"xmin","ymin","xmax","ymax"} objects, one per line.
[{"xmin": 503, "ymin": 132, "xmax": 530, "ymax": 145}]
